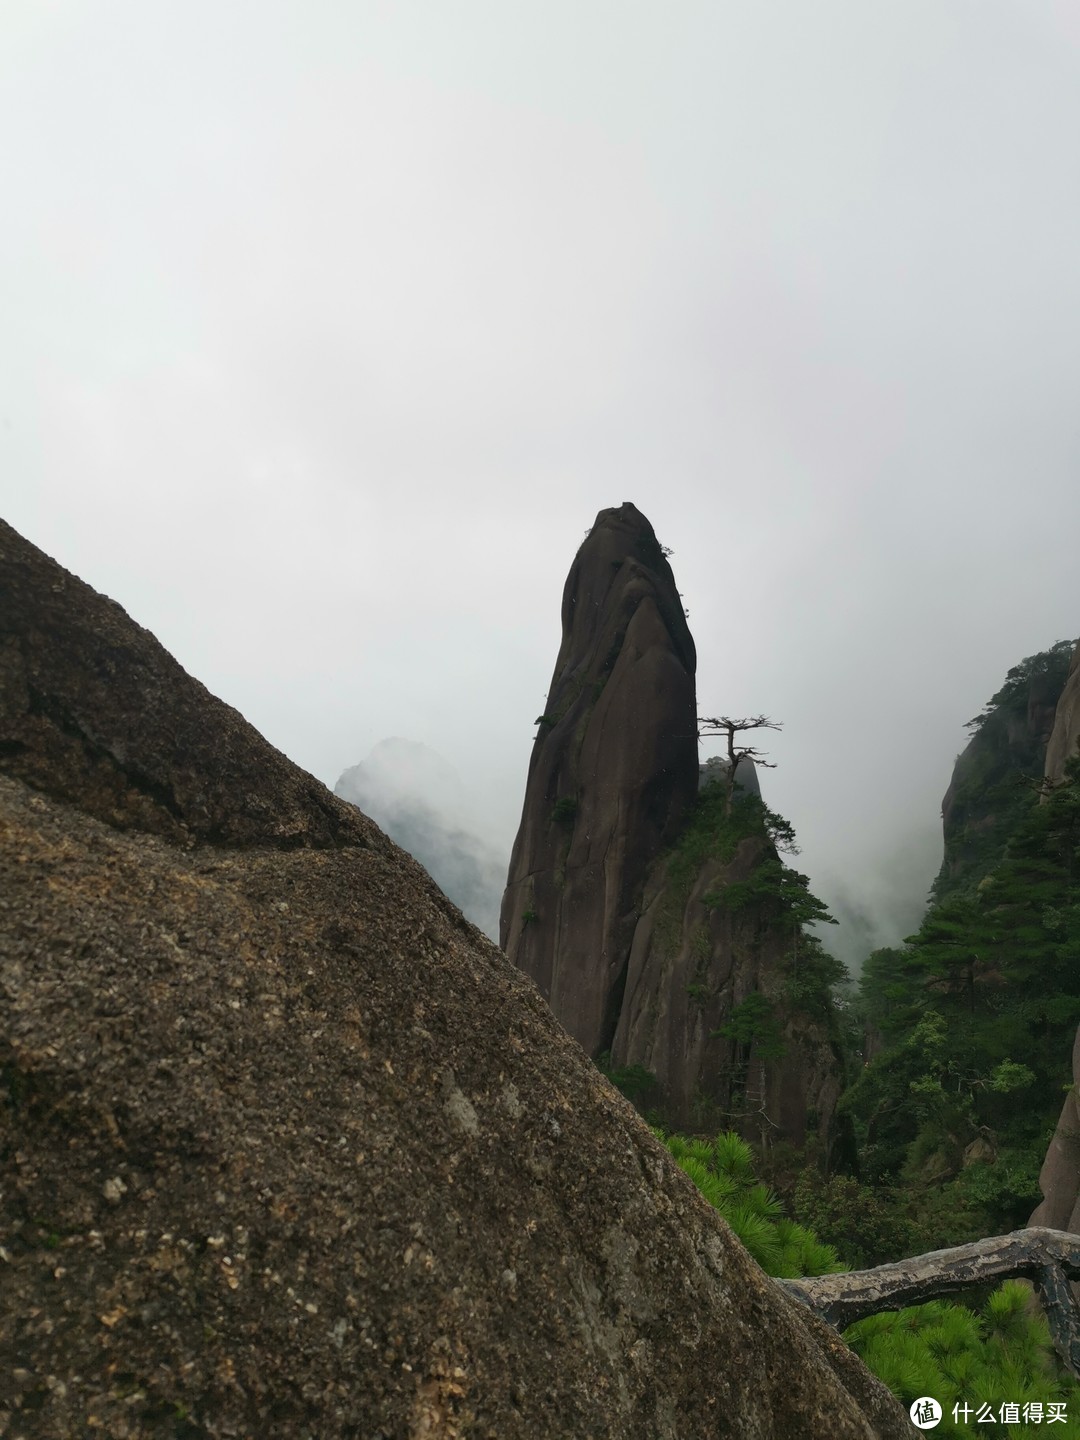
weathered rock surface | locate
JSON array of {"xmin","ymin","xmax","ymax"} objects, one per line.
[
  {"xmin": 1043, "ymin": 637, "xmax": 1080, "ymax": 792},
  {"xmin": 502, "ymin": 507, "xmax": 844, "ymax": 1144},
  {"xmin": 610, "ymin": 797, "xmax": 844, "ymax": 1144},
  {"xmin": 0, "ymin": 519, "xmax": 913, "ymax": 1437},
  {"xmin": 500, "ymin": 502, "xmax": 700, "ymax": 1058},
  {"xmin": 1031, "ymin": 1025, "xmax": 1080, "ymax": 1239},
  {"xmin": 938, "ymin": 646, "xmax": 1072, "ymax": 896},
  {"xmin": 1030, "ymin": 640, "xmax": 1080, "ymax": 1278}
]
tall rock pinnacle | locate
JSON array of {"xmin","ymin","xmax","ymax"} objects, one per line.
[
  {"xmin": 503, "ymin": 505, "xmax": 847, "ymax": 1144},
  {"xmin": 500, "ymin": 502, "xmax": 699, "ymax": 1058}
]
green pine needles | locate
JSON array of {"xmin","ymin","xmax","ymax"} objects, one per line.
[
  {"xmin": 845, "ymin": 1284, "xmax": 1079, "ymax": 1438},
  {"xmin": 847, "ymin": 749, "xmax": 1080, "ymax": 1232},
  {"xmin": 659, "ymin": 1129, "xmax": 842, "ymax": 1278},
  {"xmin": 662, "ymin": 1127, "xmax": 1080, "ymax": 1435}
]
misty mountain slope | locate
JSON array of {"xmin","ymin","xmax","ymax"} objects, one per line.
[
  {"xmin": 0, "ymin": 517, "xmax": 914, "ymax": 1437},
  {"xmin": 935, "ymin": 639, "xmax": 1076, "ymax": 903},
  {"xmin": 700, "ymin": 753, "xmax": 762, "ymax": 799},
  {"xmin": 848, "ymin": 640, "xmax": 1080, "ymax": 1240},
  {"xmin": 336, "ymin": 738, "xmax": 504, "ymax": 941}
]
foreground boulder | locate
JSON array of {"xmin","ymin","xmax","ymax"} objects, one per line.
[{"xmin": 0, "ymin": 519, "xmax": 911, "ymax": 1437}]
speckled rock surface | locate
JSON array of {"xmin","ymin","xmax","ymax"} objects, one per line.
[{"xmin": 0, "ymin": 520, "xmax": 912, "ymax": 1438}]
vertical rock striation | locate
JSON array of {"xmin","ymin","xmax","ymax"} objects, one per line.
[
  {"xmin": 1030, "ymin": 637, "xmax": 1080, "ymax": 1276},
  {"xmin": 501, "ymin": 502, "xmax": 699, "ymax": 1058}
]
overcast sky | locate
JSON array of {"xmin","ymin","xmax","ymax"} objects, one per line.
[{"xmin": 4, "ymin": 1, "xmax": 1080, "ymax": 971}]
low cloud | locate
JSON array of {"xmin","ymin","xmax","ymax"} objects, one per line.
[{"xmin": 336, "ymin": 738, "xmax": 506, "ymax": 942}]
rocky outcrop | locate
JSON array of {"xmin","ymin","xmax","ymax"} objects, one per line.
[
  {"xmin": 1031, "ymin": 1025, "xmax": 1080, "ymax": 1236},
  {"xmin": 610, "ymin": 794, "xmax": 844, "ymax": 1144},
  {"xmin": 502, "ymin": 507, "xmax": 844, "ymax": 1144},
  {"xmin": 1028, "ymin": 1028, "xmax": 1080, "ymax": 1309},
  {"xmin": 336, "ymin": 738, "xmax": 504, "ymax": 941},
  {"xmin": 936, "ymin": 642, "xmax": 1074, "ymax": 899},
  {"xmin": 1029, "ymin": 640, "xmax": 1080, "ymax": 1276},
  {"xmin": 1043, "ymin": 637, "xmax": 1080, "ymax": 793},
  {"xmin": 0, "ymin": 519, "xmax": 913, "ymax": 1437},
  {"xmin": 500, "ymin": 502, "xmax": 700, "ymax": 1058}
]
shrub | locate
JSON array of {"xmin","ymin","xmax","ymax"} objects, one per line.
[
  {"xmin": 713, "ymin": 993, "xmax": 788, "ymax": 1062},
  {"xmin": 596, "ymin": 1051, "xmax": 659, "ymax": 1105},
  {"xmin": 792, "ymin": 1171, "xmax": 916, "ymax": 1269}
]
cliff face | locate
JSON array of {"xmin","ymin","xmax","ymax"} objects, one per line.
[
  {"xmin": 0, "ymin": 518, "xmax": 912, "ymax": 1438},
  {"xmin": 1030, "ymin": 1029, "xmax": 1080, "ymax": 1236},
  {"xmin": 503, "ymin": 507, "xmax": 843, "ymax": 1145},
  {"xmin": 500, "ymin": 502, "xmax": 700, "ymax": 1058},
  {"xmin": 1043, "ymin": 637, "xmax": 1080, "ymax": 791},
  {"xmin": 1030, "ymin": 638, "xmax": 1080, "ymax": 1254},
  {"xmin": 611, "ymin": 777, "xmax": 844, "ymax": 1144},
  {"xmin": 936, "ymin": 642, "xmax": 1075, "ymax": 900}
]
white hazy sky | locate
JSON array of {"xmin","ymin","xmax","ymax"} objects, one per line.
[{"xmin": 4, "ymin": 1, "xmax": 1079, "ymax": 970}]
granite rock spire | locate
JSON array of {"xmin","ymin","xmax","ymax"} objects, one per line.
[
  {"xmin": 502, "ymin": 506, "xmax": 846, "ymax": 1144},
  {"xmin": 500, "ymin": 502, "xmax": 699, "ymax": 1057}
]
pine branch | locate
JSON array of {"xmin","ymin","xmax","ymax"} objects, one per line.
[{"xmin": 777, "ymin": 1227, "xmax": 1080, "ymax": 1376}]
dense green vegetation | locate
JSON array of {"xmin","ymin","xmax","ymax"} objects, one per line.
[
  {"xmin": 660, "ymin": 1128, "xmax": 843, "ymax": 1276},
  {"xmin": 844, "ymin": 749, "xmax": 1080, "ymax": 1243},
  {"xmin": 661, "ymin": 1128, "xmax": 1080, "ymax": 1437},
  {"xmin": 598, "ymin": 643, "xmax": 1080, "ymax": 1434},
  {"xmin": 659, "ymin": 778, "xmax": 849, "ymax": 1023},
  {"xmin": 933, "ymin": 639, "xmax": 1075, "ymax": 906}
]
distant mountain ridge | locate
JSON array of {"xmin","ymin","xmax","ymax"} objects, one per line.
[{"xmin": 335, "ymin": 738, "xmax": 504, "ymax": 941}]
